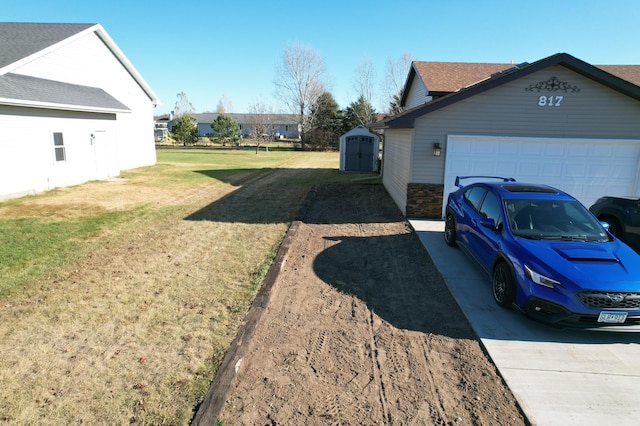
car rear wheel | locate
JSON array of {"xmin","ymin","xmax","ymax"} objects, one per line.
[
  {"xmin": 492, "ymin": 262, "xmax": 515, "ymax": 308},
  {"xmin": 444, "ymin": 213, "xmax": 457, "ymax": 247}
]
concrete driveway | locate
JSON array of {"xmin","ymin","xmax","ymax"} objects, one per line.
[{"xmin": 410, "ymin": 220, "xmax": 640, "ymax": 426}]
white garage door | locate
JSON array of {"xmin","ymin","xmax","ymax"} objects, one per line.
[{"xmin": 443, "ymin": 135, "xmax": 640, "ymax": 217}]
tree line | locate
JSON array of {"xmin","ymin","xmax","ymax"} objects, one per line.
[{"xmin": 170, "ymin": 43, "xmax": 411, "ymax": 150}]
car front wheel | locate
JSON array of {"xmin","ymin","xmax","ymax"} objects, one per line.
[
  {"xmin": 492, "ymin": 262, "xmax": 515, "ymax": 308},
  {"xmin": 444, "ymin": 213, "xmax": 457, "ymax": 247}
]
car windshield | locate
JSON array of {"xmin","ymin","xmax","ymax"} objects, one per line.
[{"xmin": 505, "ymin": 198, "xmax": 609, "ymax": 241}]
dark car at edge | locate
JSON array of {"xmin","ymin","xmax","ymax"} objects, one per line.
[{"xmin": 589, "ymin": 196, "xmax": 640, "ymax": 253}]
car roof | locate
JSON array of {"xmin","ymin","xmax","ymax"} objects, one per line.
[{"xmin": 472, "ymin": 181, "xmax": 575, "ymax": 200}]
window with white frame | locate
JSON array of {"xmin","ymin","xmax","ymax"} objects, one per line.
[{"xmin": 53, "ymin": 132, "xmax": 66, "ymax": 162}]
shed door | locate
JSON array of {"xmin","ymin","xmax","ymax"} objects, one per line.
[
  {"xmin": 345, "ymin": 136, "xmax": 374, "ymax": 171},
  {"xmin": 443, "ymin": 135, "xmax": 640, "ymax": 217}
]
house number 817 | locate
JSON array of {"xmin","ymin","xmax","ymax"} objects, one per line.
[{"xmin": 538, "ymin": 95, "xmax": 563, "ymax": 106}]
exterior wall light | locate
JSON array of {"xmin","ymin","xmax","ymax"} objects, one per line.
[{"xmin": 433, "ymin": 142, "xmax": 441, "ymax": 157}]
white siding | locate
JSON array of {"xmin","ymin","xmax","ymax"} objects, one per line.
[
  {"xmin": 0, "ymin": 106, "xmax": 118, "ymax": 200},
  {"xmin": 382, "ymin": 128, "xmax": 413, "ymax": 214},
  {"xmin": 14, "ymin": 30, "xmax": 156, "ymax": 171}
]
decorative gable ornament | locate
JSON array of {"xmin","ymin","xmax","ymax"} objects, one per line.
[{"xmin": 525, "ymin": 76, "xmax": 580, "ymax": 93}]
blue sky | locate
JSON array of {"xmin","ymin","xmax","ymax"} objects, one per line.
[{"xmin": 4, "ymin": 0, "xmax": 639, "ymax": 115}]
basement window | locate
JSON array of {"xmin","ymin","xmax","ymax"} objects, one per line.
[{"xmin": 53, "ymin": 132, "xmax": 66, "ymax": 162}]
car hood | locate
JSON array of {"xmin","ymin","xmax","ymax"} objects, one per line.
[{"xmin": 517, "ymin": 239, "xmax": 640, "ymax": 290}]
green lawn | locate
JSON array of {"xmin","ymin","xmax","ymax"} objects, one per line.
[{"xmin": 0, "ymin": 148, "xmax": 380, "ymax": 424}]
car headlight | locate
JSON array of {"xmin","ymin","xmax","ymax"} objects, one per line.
[{"xmin": 524, "ymin": 265, "xmax": 561, "ymax": 288}]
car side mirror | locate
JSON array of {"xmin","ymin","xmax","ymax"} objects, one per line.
[
  {"xmin": 480, "ymin": 218, "xmax": 499, "ymax": 231},
  {"xmin": 600, "ymin": 221, "xmax": 610, "ymax": 231}
]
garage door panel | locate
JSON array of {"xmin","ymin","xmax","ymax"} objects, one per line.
[
  {"xmin": 443, "ymin": 135, "xmax": 640, "ymax": 218},
  {"xmin": 496, "ymin": 160, "xmax": 517, "ymax": 175},
  {"xmin": 521, "ymin": 143, "xmax": 545, "ymax": 155},
  {"xmin": 518, "ymin": 162, "xmax": 541, "ymax": 177},
  {"xmin": 541, "ymin": 163, "xmax": 562, "ymax": 177}
]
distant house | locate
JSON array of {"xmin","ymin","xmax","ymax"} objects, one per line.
[
  {"xmin": 154, "ymin": 113, "xmax": 171, "ymax": 140},
  {"xmin": 375, "ymin": 53, "xmax": 640, "ymax": 218},
  {"xmin": 0, "ymin": 22, "xmax": 160, "ymax": 201},
  {"xmin": 168, "ymin": 113, "xmax": 301, "ymax": 139}
]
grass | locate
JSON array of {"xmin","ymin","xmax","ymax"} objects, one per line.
[{"xmin": 0, "ymin": 148, "xmax": 378, "ymax": 424}]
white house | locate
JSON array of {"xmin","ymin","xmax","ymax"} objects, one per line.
[
  {"xmin": 0, "ymin": 22, "xmax": 160, "ymax": 200},
  {"xmin": 375, "ymin": 53, "xmax": 640, "ymax": 218}
]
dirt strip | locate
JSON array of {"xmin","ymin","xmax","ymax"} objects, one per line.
[{"xmin": 194, "ymin": 184, "xmax": 527, "ymax": 425}]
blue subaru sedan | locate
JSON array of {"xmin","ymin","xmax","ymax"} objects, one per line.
[{"xmin": 443, "ymin": 176, "xmax": 640, "ymax": 328}]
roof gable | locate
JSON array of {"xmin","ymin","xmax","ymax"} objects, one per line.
[
  {"xmin": 405, "ymin": 61, "xmax": 513, "ymax": 99},
  {"xmin": 401, "ymin": 56, "xmax": 640, "ymax": 109},
  {"xmin": 0, "ymin": 22, "xmax": 159, "ymax": 107},
  {"xmin": 383, "ymin": 53, "xmax": 640, "ymax": 129}
]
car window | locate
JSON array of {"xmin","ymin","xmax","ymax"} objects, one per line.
[
  {"xmin": 464, "ymin": 187, "xmax": 487, "ymax": 210},
  {"xmin": 506, "ymin": 198, "xmax": 608, "ymax": 240},
  {"xmin": 479, "ymin": 192, "xmax": 502, "ymax": 224}
]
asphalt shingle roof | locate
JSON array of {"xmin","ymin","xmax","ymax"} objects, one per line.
[
  {"xmin": 411, "ymin": 60, "xmax": 640, "ymax": 95},
  {"xmin": 0, "ymin": 22, "xmax": 94, "ymax": 70},
  {"xmin": 412, "ymin": 61, "xmax": 514, "ymax": 93},
  {"xmin": 0, "ymin": 73, "xmax": 129, "ymax": 111},
  {"xmin": 381, "ymin": 53, "xmax": 640, "ymax": 130},
  {"xmin": 0, "ymin": 22, "xmax": 134, "ymax": 112}
]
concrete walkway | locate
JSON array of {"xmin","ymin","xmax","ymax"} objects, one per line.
[{"xmin": 410, "ymin": 220, "xmax": 640, "ymax": 426}]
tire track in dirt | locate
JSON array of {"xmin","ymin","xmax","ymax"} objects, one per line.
[{"xmin": 214, "ymin": 185, "xmax": 527, "ymax": 425}]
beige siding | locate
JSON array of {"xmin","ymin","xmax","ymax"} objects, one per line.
[
  {"xmin": 404, "ymin": 77, "xmax": 429, "ymax": 109},
  {"xmin": 382, "ymin": 128, "xmax": 413, "ymax": 213},
  {"xmin": 411, "ymin": 65, "xmax": 640, "ymax": 184}
]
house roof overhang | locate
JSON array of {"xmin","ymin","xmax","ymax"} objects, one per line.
[
  {"xmin": 376, "ymin": 53, "xmax": 640, "ymax": 130},
  {"xmin": 0, "ymin": 73, "xmax": 130, "ymax": 113}
]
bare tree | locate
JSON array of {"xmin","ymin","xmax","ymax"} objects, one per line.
[
  {"xmin": 274, "ymin": 42, "xmax": 327, "ymax": 149},
  {"xmin": 174, "ymin": 91, "xmax": 194, "ymax": 117},
  {"xmin": 247, "ymin": 99, "xmax": 276, "ymax": 154},
  {"xmin": 353, "ymin": 56, "xmax": 377, "ymax": 125},
  {"xmin": 383, "ymin": 52, "xmax": 412, "ymax": 114},
  {"xmin": 217, "ymin": 95, "xmax": 234, "ymax": 113}
]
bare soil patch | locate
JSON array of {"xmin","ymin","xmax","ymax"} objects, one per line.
[{"xmin": 210, "ymin": 185, "xmax": 527, "ymax": 425}]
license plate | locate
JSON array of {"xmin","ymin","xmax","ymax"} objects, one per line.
[{"xmin": 598, "ymin": 311, "xmax": 627, "ymax": 323}]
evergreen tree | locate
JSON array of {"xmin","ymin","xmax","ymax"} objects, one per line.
[
  {"xmin": 308, "ymin": 92, "xmax": 341, "ymax": 150},
  {"xmin": 211, "ymin": 114, "xmax": 241, "ymax": 146},
  {"xmin": 172, "ymin": 114, "xmax": 198, "ymax": 146},
  {"xmin": 343, "ymin": 95, "xmax": 377, "ymax": 130}
]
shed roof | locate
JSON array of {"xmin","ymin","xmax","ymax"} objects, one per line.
[{"xmin": 379, "ymin": 53, "xmax": 640, "ymax": 130}]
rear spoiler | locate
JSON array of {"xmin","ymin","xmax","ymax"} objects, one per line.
[{"xmin": 455, "ymin": 176, "xmax": 516, "ymax": 188}]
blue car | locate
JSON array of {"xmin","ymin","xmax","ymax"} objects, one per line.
[{"xmin": 443, "ymin": 176, "xmax": 640, "ymax": 328}]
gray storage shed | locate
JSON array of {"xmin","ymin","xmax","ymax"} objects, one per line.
[{"xmin": 339, "ymin": 125, "xmax": 380, "ymax": 172}]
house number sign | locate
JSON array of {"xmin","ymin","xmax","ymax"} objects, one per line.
[
  {"xmin": 538, "ymin": 95, "xmax": 563, "ymax": 107},
  {"xmin": 525, "ymin": 76, "xmax": 580, "ymax": 107}
]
